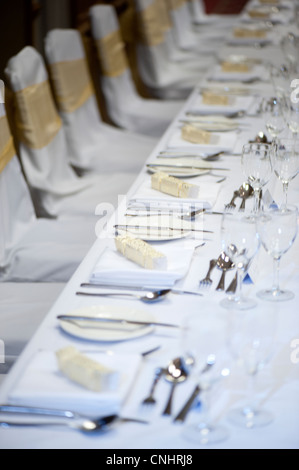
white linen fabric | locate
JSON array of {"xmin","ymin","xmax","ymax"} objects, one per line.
[
  {"xmin": 133, "ymin": 0, "xmax": 209, "ymax": 100},
  {"xmin": 44, "ymin": 29, "xmax": 157, "ymax": 171},
  {"xmin": 0, "ymin": 282, "xmax": 64, "ymax": 380},
  {"xmin": 4, "ymin": 47, "xmax": 144, "ymax": 219},
  {"xmin": 89, "ymin": 5, "xmax": 183, "ymax": 137}
]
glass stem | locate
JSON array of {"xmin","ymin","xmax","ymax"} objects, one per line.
[
  {"xmin": 272, "ymin": 256, "xmax": 281, "ymax": 294},
  {"xmin": 234, "ymin": 268, "xmax": 244, "ymax": 302},
  {"xmin": 282, "ymin": 182, "xmax": 289, "ymax": 209},
  {"xmin": 253, "ymin": 188, "xmax": 260, "ymax": 214}
]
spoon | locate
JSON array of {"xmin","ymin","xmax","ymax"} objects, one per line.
[
  {"xmin": 215, "ymin": 252, "xmax": 234, "ymax": 291},
  {"xmin": 75, "ymin": 289, "xmax": 170, "ymax": 303},
  {"xmin": 0, "ymin": 406, "xmax": 147, "ymax": 433},
  {"xmin": 238, "ymin": 183, "xmax": 254, "ymax": 211},
  {"xmin": 162, "ymin": 357, "xmax": 190, "ymax": 416}
]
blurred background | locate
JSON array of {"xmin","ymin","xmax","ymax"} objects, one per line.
[{"xmin": 0, "ymin": 0, "xmax": 250, "ymax": 77}]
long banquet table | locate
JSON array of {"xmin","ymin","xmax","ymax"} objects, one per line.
[{"xmin": 0, "ymin": 5, "xmax": 299, "ymax": 450}]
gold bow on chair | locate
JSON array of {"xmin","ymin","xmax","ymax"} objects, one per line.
[
  {"xmin": 13, "ymin": 81, "xmax": 62, "ymax": 149},
  {"xmin": 95, "ymin": 30, "xmax": 129, "ymax": 78},
  {"xmin": 49, "ymin": 59, "xmax": 94, "ymax": 113},
  {"xmin": 0, "ymin": 115, "xmax": 16, "ymax": 173}
]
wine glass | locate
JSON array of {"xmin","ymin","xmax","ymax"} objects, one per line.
[
  {"xmin": 181, "ymin": 312, "xmax": 230, "ymax": 445},
  {"xmin": 220, "ymin": 211, "xmax": 260, "ymax": 310},
  {"xmin": 261, "ymin": 97, "xmax": 286, "ymax": 142},
  {"xmin": 241, "ymin": 143, "xmax": 273, "ymax": 216},
  {"xmin": 269, "ymin": 64, "xmax": 290, "ymax": 99},
  {"xmin": 226, "ymin": 301, "xmax": 278, "ymax": 428},
  {"xmin": 256, "ymin": 204, "xmax": 298, "ymax": 301},
  {"xmin": 285, "ymin": 99, "xmax": 299, "ymax": 136},
  {"xmin": 273, "ymin": 138, "xmax": 299, "ymax": 208}
]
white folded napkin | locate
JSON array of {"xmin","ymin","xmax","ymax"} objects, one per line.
[
  {"xmin": 8, "ymin": 349, "xmax": 141, "ymax": 416},
  {"xmin": 188, "ymin": 93, "xmax": 255, "ymax": 115},
  {"xmin": 166, "ymin": 128, "xmax": 237, "ymax": 154},
  {"xmin": 131, "ymin": 178, "xmax": 221, "ymax": 209},
  {"xmin": 208, "ymin": 64, "xmax": 266, "ymax": 82},
  {"xmin": 90, "ymin": 238, "xmax": 199, "ymax": 289}
]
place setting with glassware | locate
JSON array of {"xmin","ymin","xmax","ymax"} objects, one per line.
[{"xmin": 0, "ymin": 2, "xmax": 299, "ymax": 449}]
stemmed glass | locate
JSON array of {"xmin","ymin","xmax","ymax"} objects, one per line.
[
  {"xmin": 256, "ymin": 204, "xmax": 298, "ymax": 301},
  {"xmin": 273, "ymin": 138, "xmax": 299, "ymax": 208},
  {"xmin": 220, "ymin": 211, "xmax": 260, "ymax": 310},
  {"xmin": 261, "ymin": 97, "xmax": 286, "ymax": 143},
  {"xmin": 226, "ymin": 302, "xmax": 278, "ymax": 428},
  {"xmin": 241, "ymin": 143, "xmax": 273, "ymax": 216},
  {"xmin": 181, "ymin": 312, "xmax": 230, "ymax": 445}
]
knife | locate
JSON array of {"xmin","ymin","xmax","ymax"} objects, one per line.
[
  {"xmin": 57, "ymin": 315, "xmax": 180, "ymax": 329},
  {"xmin": 79, "ymin": 284, "xmax": 203, "ymax": 296},
  {"xmin": 114, "ymin": 224, "xmax": 213, "ymax": 233},
  {"xmin": 146, "ymin": 163, "xmax": 230, "ymax": 171}
]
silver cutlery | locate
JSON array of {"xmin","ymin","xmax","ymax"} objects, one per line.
[
  {"xmin": 114, "ymin": 224, "xmax": 213, "ymax": 234},
  {"xmin": 179, "ymin": 208, "xmax": 227, "ymax": 219},
  {"xmin": 199, "ymin": 259, "xmax": 217, "ymax": 288},
  {"xmin": 146, "ymin": 163, "xmax": 230, "ymax": 172},
  {"xmin": 225, "ymin": 272, "xmax": 238, "ymax": 294},
  {"xmin": 238, "ymin": 183, "xmax": 253, "ymax": 211},
  {"xmin": 173, "ymin": 354, "xmax": 216, "ymax": 422},
  {"xmin": 79, "ymin": 284, "xmax": 203, "ymax": 297},
  {"xmin": 158, "ymin": 150, "xmax": 226, "ymax": 161},
  {"xmin": 215, "ymin": 252, "xmax": 235, "ymax": 291},
  {"xmin": 162, "ymin": 357, "xmax": 191, "ymax": 416},
  {"xmin": 186, "ymin": 110, "xmax": 246, "ymax": 119},
  {"xmin": 57, "ymin": 314, "xmax": 180, "ymax": 329},
  {"xmin": 0, "ymin": 405, "xmax": 148, "ymax": 433},
  {"xmin": 141, "ymin": 367, "xmax": 164, "ymax": 407},
  {"xmin": 74, "ymin": 289, "xmax": 170, "ymax": 303}
]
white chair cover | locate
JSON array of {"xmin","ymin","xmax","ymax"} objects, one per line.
[
  {"xmin": 167, "ymin": 1, "xmax": 225, "ymax": 53},
  {"xmin": 89, "ymin": 5, "xmax": 183, "ymax": 137},
  {"xmin": 0, "ymin": 104, "xmax": 96, "ymax": 282},
  {"xmin": 133, "ymin": 0, "xmax": 207, "ymax": 100},
  {"xmin": 189, "ymin": 0, "xmax": 238, "ymax": 26},
  {"xmin": 44, "ymin": 29, "xmax": 156, "ymax": 169},
  {"xmin": 5, "ymin": 47, "xmax": 139, "ymax": 218}
]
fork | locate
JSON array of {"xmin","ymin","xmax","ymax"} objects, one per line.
[
  {"xmin": 141, "ymin": 368, "xmax": 164, "ymax": 407},
  {"xmin": 199, "ymin": 259, "xmax": 217, "ymax": 288},
  {"xmin": 224, "ymin": 190, "xmax": 239, "ymax": 211}
]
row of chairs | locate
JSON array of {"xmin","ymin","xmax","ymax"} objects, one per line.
[{"xmin": 0, "ymin": 1, "xmax": 238, "ymax": 373}]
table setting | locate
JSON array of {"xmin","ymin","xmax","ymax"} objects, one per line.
[{"xmin": 0, "ymin": 0, "xmax": 299, "ymax": 450}]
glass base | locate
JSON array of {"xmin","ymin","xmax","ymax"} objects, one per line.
[
  {"xmin": 220, "ymin": 296, "xmax": 257, "ymax": 310},
  {"xmin": 257, "ymin": 288, "xmax": 294, "ymax": 302},
  {"xmin": 228, "ymin": 406, "xmax": 273, "ymax": 429},
  {"xmin": 182, "ymin": 422, "xmax": 229, "ymax": 445}
]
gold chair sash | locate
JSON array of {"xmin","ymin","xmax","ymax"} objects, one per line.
[
  {"xmin": 14, "ymin": 81, "xmax": 62, "ymax": 150},
  {"xmin": 136, "ymin": 1, "xmax": 165, "ymax": 47},
  {"xmin": 167, "ymin": 0, "xmax": 186, "ymax": 11},
  {"xmin": 49, "ymin": 58, "xmax": 94, "ymax": 113},
  {"xmin": 0, "ymin": 115, "xmax": 15, "ymax": 173},
  {"xmin": 96, "ymin": 30, "xmax": 129, "ymax": 78},
  {"xmin": 156, "ymin": 0, "xmax": 172, "ymax": 32}
]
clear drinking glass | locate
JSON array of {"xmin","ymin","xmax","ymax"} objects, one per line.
[
  {"xmin": 181, "ymin": 313, "xmax": 230, "ymax": 445},
  {"xmin": 273, "ymin": 138, "xmax": 299, "ymax": 208},
  {"xmin": 261, "ymin": 97, "xmax": 286, "ymax": 142},
  {"xmin": 241, "ymin": 143, "xmax": 273, "ymax": 216},
  {"xmin": 220, "ymin": 211, "xmax": 260, "ymax": 310},
  {"xmin": 226, "ymin": 302, "xmax": 278, "ymax": 428},
  {"xmin": 285, "ymin": 100, "xmax": 299, "ymax": 135},
  {"xmin": 256, "ymin": 205, "xmax": 298, "ymax": 301}
]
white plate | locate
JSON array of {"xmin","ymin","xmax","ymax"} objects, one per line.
[{"xmin": 58, "ymin": 305, "xmax": 155, "ymax": 342}]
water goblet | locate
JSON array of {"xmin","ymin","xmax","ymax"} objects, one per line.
[
  {"xmin": 241, "ymin": 143, "xmax": 273, "ymax": 216},
  {"xmin": 181, "ymin": 312, "xmax": 230, "ymax": 445},
  {"xmin": 256, "ymin": 204, "xmax": 298, "ymax": 301},
  {"xmin": 273, "ymin": 138, "xmax": 299, "ymax": 208},
  {"xmin": 226, "ymin": 302, "xmax": 278, "ymax": 428},
  {"xmin": 261, "ymin": 97, "xmax": 286, "ymax": 142},
  {"xmin": 220, "ymin": 211, "xmax": 260, "ymax": 310}
]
